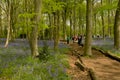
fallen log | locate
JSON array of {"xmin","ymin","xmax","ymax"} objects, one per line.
[
  {"xmin": 75, "ymin": 61, "xmax": 99, "ymax": 80},
  {"xmin": 106, "ymin": 51, "xmax": 120, "ymax": 62},
  {"xmin": 77, "ymin": 55, "xmax": 83, "ymax": 64},
  {"xmin": 92, "ymin": 47, "xmax": 120, "ymax": 62},
  {"xmin": 88, "ymin": 68, "xmax": 98, "ymax": 80},
  {"xmin": 75, "ymin": 61, "xmax": 86, "ymax": 71}
]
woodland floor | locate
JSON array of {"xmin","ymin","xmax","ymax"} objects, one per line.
[
  {"xmin": 0, "ymin": 38, "xmax": 120, "ymax": 80},
  {"xmin": 67, "ymin": 43, "xmax": 120, "ymax": 80}
]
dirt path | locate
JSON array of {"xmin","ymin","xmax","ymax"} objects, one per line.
[
  {"xmin": 67, "ymin": 43, "xmax": 120, "ymax": 80},
  {"xmin": 67, "ymin": 44, "xmax": 91, "ymax": 80},
  {"xmin": 67, "ymin": 50, "xmax": 91, "ymax": 80},
  {"xmin": 82, "ymin": 51, "xmax": 120, "ymax": 80}
]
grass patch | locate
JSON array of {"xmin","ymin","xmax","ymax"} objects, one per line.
[
  {"xmin": 0, "ymin": 47, "xmax": 71, "ymax": 80},
  {"xmin": 93, "ymin": 46, "xmax": 120, "ymax": 58}
]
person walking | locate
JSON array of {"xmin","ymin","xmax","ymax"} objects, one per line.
[{"xmin": 67, "ymin": 36, "xmax": 70, "ymax": 44}]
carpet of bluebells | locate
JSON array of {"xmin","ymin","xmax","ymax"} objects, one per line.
[
  {"xmin": 0, "ymin": 39, "xmax": 70, "ymax": 80},
  {"xmin": 92, "ymin": 38, "xmax": 120, "ymax": 57}
]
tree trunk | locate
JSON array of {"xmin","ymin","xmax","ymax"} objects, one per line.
[
  {"xmin": 108, "ymin": 0, "xmax": 112, "ymax": 37},
  {"xmin": 70, "ymin": 11, "xmax": 73, "ymax": 38},
  {"xmin": 94, "ymin": 14, "xmax": 97, "ymax": 35},
  {"xmin": 108, "ymin": 10, "xmax": 111, "ymax": 37},
  {"xmin": 62, "ymin": 9, "xmax": 67, "ymax": 40},
  {"xmin": 0, "ymin": 7, "xmax": 2, "ymax": 37},
  {"xmin": 73, "ymin": 0, "xmax": 76, "ymax": 36},
  {"xmin": 101, "ymin": 0, "xmax": 105, "ymax": 39},
  {"xmin": 29, "ymin": 0, "xmax": 42, "ymax": 57},
  {"xmin": 10, "ymin": 4, "xmax": 15, "ymax": 41},
  {"xmin": 53, "ymin": 12, "xmax": 59, "ymax": 51},
  {"xmin": 5, "ymin": 1, "xmax": 11, "ymax": 47},
  {"xmin": 48, "ymin": 14, "xmax": 53, "ymax": 40},
  {"xmin": 84, "ymin": 0, "xmax": 93, "ymax": 56},
  {"xmin": 57, "ymin": 12, "xmax": 60, "ymax": 42},
  {"xmin": 114, "ymin": 0, "xmax": 120, "ymax": 50},
  {"xmin": 78, "ymin": 9, "xmax": 82, "ymax": 35}
]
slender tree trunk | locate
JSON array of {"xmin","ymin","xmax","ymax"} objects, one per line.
[
  {"xmin": 57, "ymin": 11, "xmax": 60, "ymax": 42},
  {"xmin": 53, "ymin": 13, "xmax": 57, "ymax": 50},
  {"xmin": 62, "ymin": 9, "xmax": 67, "ymax": 40},
  {"xmin": 10, "ymin": 4, "xmax": 14, "ymax": 41},
  {"xmin": 101, "ymin": 0, "xmax": 105, "ymax": 39},
  {"xmin": 73, "ymin": 0, "xmax": 76, "ymax": 36},
  {"xmin": 0, "ymin": 7, "xmax": 2, "ymax": 37},
  {"xmin": 78, "ymin": 9, "xmax": 82, "ymax": 35},
  {"xmin": 5, "ymin": 1, "xmax": 11, "ymax": 47},
  {"xmin": 84, "ymin": 0, "xmax": 93, "ymax": 56},
  {"xmin": 94, "ymin": 14, "xmax": 97, "ymax": 35},
  {"xmin": 29, "ymin": 0, "xmax": 42, "ymax": 57},
  {"xmin": 70, "ymin": 11, "xmax": 72, "ymax": 37},
  {"xmin": 48, "ymin": 14, "xmax": 53, "ymax": 40},
  {"xmin": 108, "ymin": 10, "xmax": 111, "ymax": 37},
  {"xmin": 108, "ymin": 0, "xmax": 112, "ymax": 37},
  {"xmin": 114, "ymin": 0, "xmax": 120, "ymax": 50},
  {"xmin": 53, "ymin": 11, "xmax": 60, "ymax": 51},
  {"xmin": 5, "ymin": 14, "xmax": 11, "ymax": 47}
]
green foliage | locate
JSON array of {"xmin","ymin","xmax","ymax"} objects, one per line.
[
  {"xmin": 43, "ymin": 0, "xmax": 65, "ymax": 13},
  {"xmin": 59, "ymin": 48, "xmax": 69, "ymax": 55},
  {"xmin": 94, "ymin": 1, "xmax": 118, "ymax": 14},
  {"xmin": 38, "ymin": 41, "xmax": 50, "ymax": 61},
  {"xmin": 0, "ymin": 47, "xmax": 71, "ymax": 80},
  {"xmin": 39, "ymin": 18, "xmax": 49, "ymax": 31},
  {"xmin": 18, "ymin": 13, "xmax": 36, "ymax": 19}
]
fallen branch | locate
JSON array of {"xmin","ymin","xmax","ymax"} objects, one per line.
[
  {"xmin": 75, "ymin": 61, "xmax": 87, "ymax": 71},
  {"xmin": 88, "ymin": 68, "xmax": 98, "ymax": 80},
  {"xmin": 92, "ymin": 47, "xmax": 120, "ymax": 62}
]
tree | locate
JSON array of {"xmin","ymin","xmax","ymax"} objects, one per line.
[
  {"xmin": 43, "ymin": 0, "xmax": 64, "ymax": 51},
  {"xmin": 114, "ymin": 0, "xmax": 120, "ymax": 50},
  {"xmin": 101, "ymin": 0, "xmax": 105, "ymax": 39},
  {"xmin": 107, "ymin": 0, "xmax": 112, "ymax": 37},
  {"xmin": 62, "ymin": 0, "xmax": 67, "ymax": 40},
  {"xmin": 53, "ymin": 11, "xmax": 60, "ymax": 51},
  {"xmin": 84, "ymin": 0, "xmax": 93, "ymax": 56},
  {"xmin": 73, "ymin": 0, "xmax": 76, "ymax": 37},
  {"xmin": 0, "ymin": 0, "xmax": 21, "ymax": 47},
  {"xmin": 4, "ymin": 0, "xmax": 11, "ymax": 47},
  {"xmin": 0, "ymin": 7, "xmax": 2, "ymax": 37},
  {"xmin": 29, "ymin": 0, "xmax": 42, "ymax": 57}
]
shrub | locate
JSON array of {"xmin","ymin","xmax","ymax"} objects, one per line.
[{"xmin": 38, "ymin": 41, "xmax": 50, "ymax": 61}]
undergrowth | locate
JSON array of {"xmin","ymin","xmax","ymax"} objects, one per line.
[
  {"xmin": 38, "ymin": 41, "xmax": 50, "ymax": 61},
  {"xmin": 0, "ymin": 46, "xmax": 71, "ymax": 80}
]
